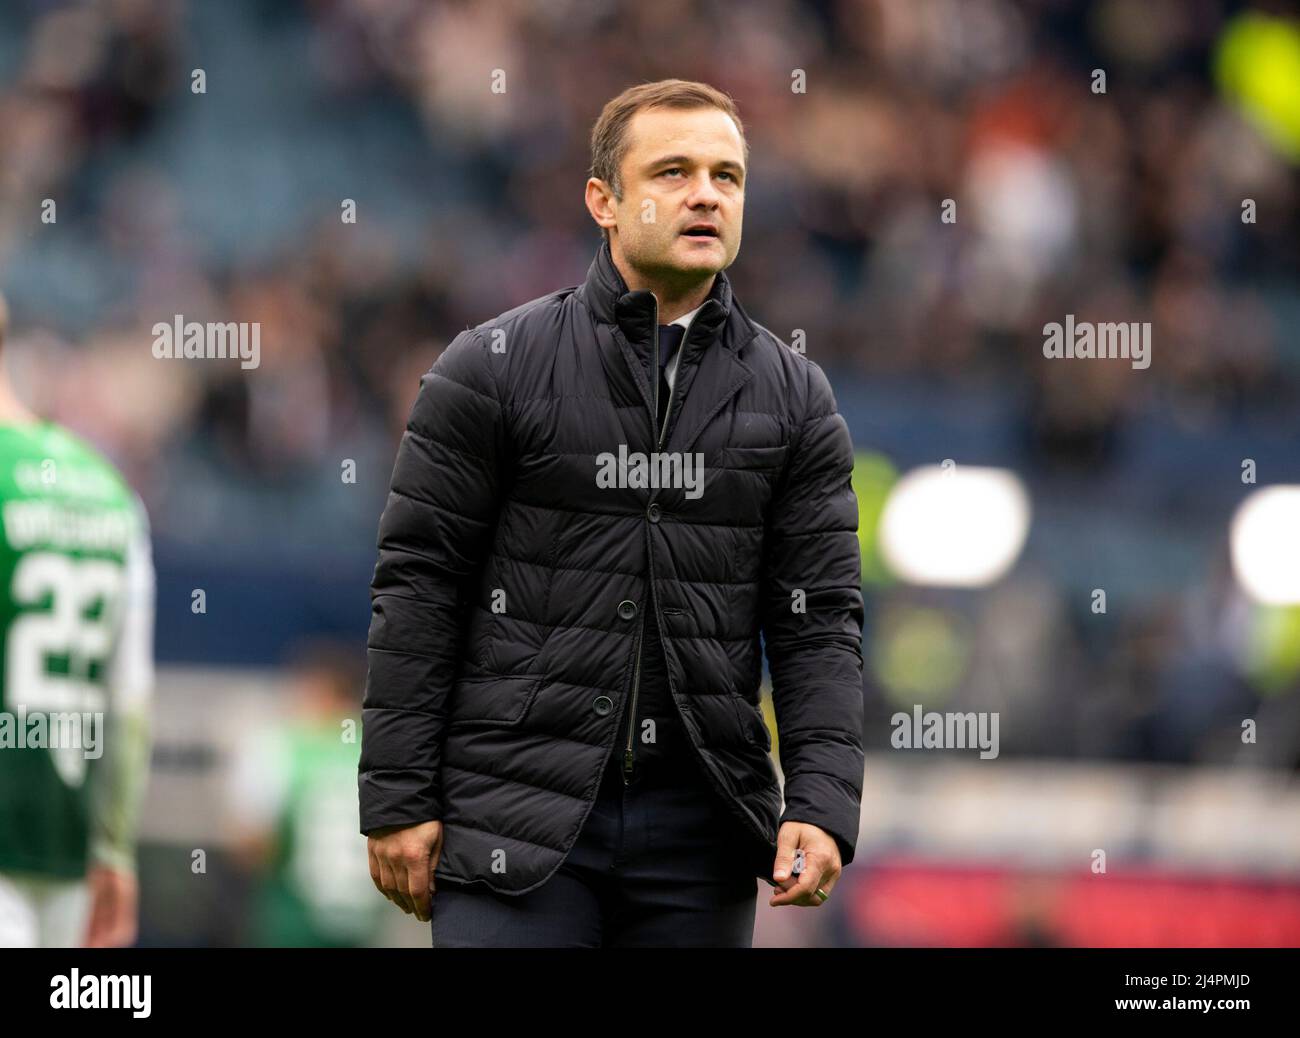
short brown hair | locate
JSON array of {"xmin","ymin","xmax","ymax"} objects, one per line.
[{"xmin": 589, "ymin": 79, "xmax": 747, "ymax": 242}]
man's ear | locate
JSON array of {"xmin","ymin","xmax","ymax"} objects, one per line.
[{"xmin": 585, "ymin": 177, "xmax": 618, "ymax": 236}]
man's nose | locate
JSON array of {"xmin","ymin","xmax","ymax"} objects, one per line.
[{"xmin": 684, "ymin": 170, "xmax": 723, "ymax": 207}]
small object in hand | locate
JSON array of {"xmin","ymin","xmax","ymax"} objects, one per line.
[{"xmin": 791, "ymin": 848, "xmax": 805, "ymax": 876}]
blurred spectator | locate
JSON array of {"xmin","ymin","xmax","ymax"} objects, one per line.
[{"xmin": 225, "ymin": 641, "xmax": 383, "ymax": 948}]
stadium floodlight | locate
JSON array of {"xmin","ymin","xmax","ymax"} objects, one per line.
[
  {"xmin": 878, "ymin": 464, "xmax": 1031, "ymax": 588},
  {"xmin": 1230, "ymin": 485, "xmax": 1300, "ymax": 604}
]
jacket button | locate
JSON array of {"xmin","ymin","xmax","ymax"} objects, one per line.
[
  {"xmin": 617, "ymin": 599, "xmax": 637, "ymax": 621},
  {"xmin": 647, "ymin": 503, "xmax": 661, "ymax": 523},
  {"xmin": 593, "ymin": 695, "xmax": 613, "ymax": 717}
]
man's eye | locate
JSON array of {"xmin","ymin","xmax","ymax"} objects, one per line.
[{"xmin": 659, "ymin": 167, "xmax": 739, "ymax": 184}]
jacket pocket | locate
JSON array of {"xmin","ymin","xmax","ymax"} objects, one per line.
[
  {"xmin": 730, "ymin": 693, "xmax": 772, "ymax": 751},
  {"xmin": 447, "ymin": 673, "xmax": 544, "ymax": 727},
  {"xmin": 716, "ymin": 444, "xmax": 789, "ymax": 472}
]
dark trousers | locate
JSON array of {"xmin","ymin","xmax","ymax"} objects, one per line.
[{"xmin": 430, "ymin": 752, "xmax": 760, "ymax": 948}]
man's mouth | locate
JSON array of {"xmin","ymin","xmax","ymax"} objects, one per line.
[{"xmin": 681, "ymin": 226, "xmax": 720, "ymax": 238}]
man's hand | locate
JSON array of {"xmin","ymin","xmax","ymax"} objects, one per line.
[
  {"xmin": 367, "ymin": 820, "xmax": 443, "ymax": 922},
  {"xmin": 83, "ymin": 866, "xmax": 138, "ymax": 947},
  {"xmin": 769, "ymin": 821, "xmax": 841, "ymax": 907}
]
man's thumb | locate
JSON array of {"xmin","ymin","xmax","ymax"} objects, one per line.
[
  {"xmin": 428, "ymin": 828, "xmax": 443, "ymax": 892},
  {"xmin": 772, "ymin": 826, "xmax": 799, "ymax": 881}
]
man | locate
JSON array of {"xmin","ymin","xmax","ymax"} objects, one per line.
[
  {"xmin": 361, "ymin": 79, "xmax": 865, "ymax": 947},
  {"xmin": 0, "ymin": 292, "xmax": 156, "ymax": 947}
]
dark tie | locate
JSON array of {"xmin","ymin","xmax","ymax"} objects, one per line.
[{"xmin": 656, "ymin": 324, "xmax": 685, "ymax": 430}]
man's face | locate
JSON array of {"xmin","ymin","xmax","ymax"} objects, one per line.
[{"xmin": 595, "ymin": 106, "xmax": 745, "ymax": 283}]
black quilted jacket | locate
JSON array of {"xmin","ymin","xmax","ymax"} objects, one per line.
[{"xmin": 359, "ymin": 239, "xmax": 866, "ymax": 895}]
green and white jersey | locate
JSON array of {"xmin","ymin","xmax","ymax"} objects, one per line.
[
  {"xmin": 0, "ymin": 421, "xmax": 154, "ymax": 880},
  {"xmin": 229, "ymin": 720, "xmax": 386, "ymax": 947}
]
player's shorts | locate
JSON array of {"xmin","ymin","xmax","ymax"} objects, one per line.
[{"xmin": 0, "ymin": 871, "xmax": 90, "ymax": 948}]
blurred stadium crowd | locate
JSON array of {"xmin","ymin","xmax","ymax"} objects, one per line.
[{"xmin": 1, "ymin": 0, "xmax": 1298, "ymax": 945}]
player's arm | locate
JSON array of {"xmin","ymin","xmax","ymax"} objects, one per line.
[
  {"xmin": 85, "ymin": 496, "xmax": 155, "ymax": 946},
  {"xmin": 359, "ymin": 328, "xmax": 508, "ymax": 920},
  {"xmin": 89, "ymin": 495, "xmax": 155, "ymax": 874}
]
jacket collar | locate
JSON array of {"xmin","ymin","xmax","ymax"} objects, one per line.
[
  {"xmin": 577, "ymin": 238, "xmax": 734, "ymax": 352},
  {"xmin": 577, "ymin": 238, "xmax": 756, "ymax": 456}
]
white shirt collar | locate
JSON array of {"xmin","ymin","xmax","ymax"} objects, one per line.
[
  {"xmin": 669, "ymin": 303, "xmax": 705, "ymax": 329},
  {"xmin": 663, "ymin": 304, "xmax": 705, "ymax": 392}
]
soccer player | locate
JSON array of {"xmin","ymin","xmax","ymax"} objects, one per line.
[{"xmin": 0, "ymin": 293, "xmax": 156, "ymax": 947}]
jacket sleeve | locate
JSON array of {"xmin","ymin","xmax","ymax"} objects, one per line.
[
  {"xmin": 760, "ymin": 360, "xmax": 866, "ymax": 866},
  {"xmin": 358, "ymin": 327, "xmax": 507, "ymax": 834}
]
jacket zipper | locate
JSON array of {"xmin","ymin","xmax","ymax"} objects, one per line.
[
  {"xmin": 621, "ymin": 617, "xmax": 644, "ymax": 783},
  {"xmin": 622, "ymin": 296, "xmax": 703, "ymax": 785}
]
